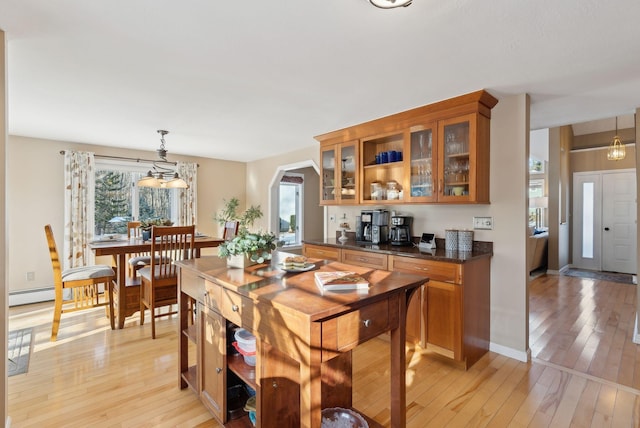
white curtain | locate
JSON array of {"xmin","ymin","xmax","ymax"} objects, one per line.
[
  {"xmin": 64, "ymin": 150, "xmax": 96, "ymax": 269},
  {"xmin": 177, "ymin": 161, "xmax": 198, "ymax": 227}
]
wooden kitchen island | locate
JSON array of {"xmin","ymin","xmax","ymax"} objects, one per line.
[{"xmin": 175, "ymin": 252, "xmax": 427, "ymax": 428}]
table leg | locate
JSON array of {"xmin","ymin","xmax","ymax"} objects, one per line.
[
  {"xmin": 116, "ymin": 253, "xmax": 126, "ymax": 329},
  {"xmin": 390, "ymin": 291, "xmax": 410, "ymax": 428}
]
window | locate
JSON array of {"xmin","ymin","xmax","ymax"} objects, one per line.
[
  {"xmin": 278, "ymin": 175, "xmax": 303, "ymax": 247},
  {"xmin": 94, "ymin": 160, "xmax": 178, "ymax": 235}
]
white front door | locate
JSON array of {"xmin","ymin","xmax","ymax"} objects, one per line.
[
  {"xmin": 573, "ymin": 170, "xmax": 637, "ymax": 274},
  {"xmin": 602, "ymin": 171, "xmax": 637, "ymax": 274}
]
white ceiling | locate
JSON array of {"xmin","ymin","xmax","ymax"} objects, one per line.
[{"xmin": 2, "ymin": 0, "xmax": 640, "ymax": 162}]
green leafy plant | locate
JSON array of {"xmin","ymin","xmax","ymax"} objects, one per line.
[
  {"xmin": 215, "ymin": 198, "xmax": 281, "ymax": 263},
  {"xmin": 140, "ymin": 218, "xmax": 173, "ymax": 231},
  {"xmin": 217, "ymin": 230, "xmax": 278, "ymax": 263},
  {"xmin": 214, "ymin": 197, "xmax": 263, "ymax": 230}
]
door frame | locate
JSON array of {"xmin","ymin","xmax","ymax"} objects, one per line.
[{"xmin": 268, "ymin": 160, "xmax": 322, "ymax": 248}]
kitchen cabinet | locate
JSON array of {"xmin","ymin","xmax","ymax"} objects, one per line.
[
  {"xmin": 303, "ymin": 240, "xmax": 492, "ymax": 368},
  {"xmin": 178, "ymin": 254, "xmax": 424, "ymax": 427},
  {"xmin": 320, "ymin": 140, "xmax": 358, "ymax": 205},
  {"xmin": 360, "ymin": 131, "xmax": 406, "ymax": 204},
  {"xmin": 332, "ymin": 247, "xmax": 420, "ymax": 344},
  {"xmin": 389, "ymin": 255, "xmax": 490, "ymax": 369},
  {"xmin": 315, "ymin": 89, "xmax": 497, "ymax": 205},
  {"xmin": 179, "ymin": 271, "xmax": 258, "ymax": 426}
]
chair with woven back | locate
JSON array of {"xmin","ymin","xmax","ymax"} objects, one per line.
[
  {"xmin": 139, "ymin": 224, "xmax": 195, "ymax": 339},
  {"xmin": 45, "ymin": 224, "xmax": 115, "ymax": 341},
  {"xmin": 126, "ymin": 220, "xmax": 152, "ymax": 277}
]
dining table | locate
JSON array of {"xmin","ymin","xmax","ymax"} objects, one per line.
[{"xmin": 90, "ymin": 235, "xmax": 224, "ymax": 328}]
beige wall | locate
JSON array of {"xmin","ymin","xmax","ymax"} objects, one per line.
[
  {"xmin": 245, "ymin": 145, "xmax": 319, "ymax": 232},
  {"xmin": 7, "ymin": 135, "xmax": 246, "ymax": 294},
  {"xmin": 571, "ymin": 145, "xmax": 637, "ymax": 172},
  {"xmin": 1, "ymin": 28, "xmax": 8, "ymax": 427}
]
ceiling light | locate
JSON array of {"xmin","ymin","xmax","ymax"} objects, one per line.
[
  {"xmin": 369, "ymin": 0, "xmax": 412, "ymax": 9},
  {"xmin": 137, "ymin": 130, "xmax": 189, "ymax": 188},
  {"xmin": 607, "ymin": 117, "xmax": 626, "ymax": 161}
]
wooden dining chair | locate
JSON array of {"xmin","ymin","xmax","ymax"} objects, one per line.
[
  {"xmin": 223, "ymin": 221, "xmax": 239, "ymax": 240},
  {"xmin": 139, "ymin": 225, "xmax": 195, "ymax": 339},
  {"xmin": 45, "ymin": 224, "xmax": 115, "ymax": 341},
  {"xmin": 126, "ymin": 221, "xmax": 152, "ymax": 277}
]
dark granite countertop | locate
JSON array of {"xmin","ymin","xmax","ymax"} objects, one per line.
[{"xmin": 303, "ymin": 237, "xmax": 493, "ymax": 264}]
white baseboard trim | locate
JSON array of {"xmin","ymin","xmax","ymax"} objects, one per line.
[
  {"xmin": 6, "ymin": 416, "xmax": 11, "ymax": 428},
  {"xmin": 490, "ymin": 342, "xmax": 530, "ymax": 362},
  {"xmin": 8, "ymin": 287, "xmax": 55, "ymax": 306}
]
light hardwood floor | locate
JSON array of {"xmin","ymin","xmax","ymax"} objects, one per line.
[{"xmin": 8, "ymin": 273, "xmax": 640, "ymax": 427}]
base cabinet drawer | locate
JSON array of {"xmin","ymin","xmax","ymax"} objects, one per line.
[
  {"xmin": 303, "ymin": 243, "xmax": 341, "ymax": 261},
  {"xmin": 341, "ymin": 249, "xmax": 388, "ymax": 270},
  {"xmin": 389, "ymin": 255, "xmax": 461, "ymax": 283},
  {"xmin": 219, "ymin": 287, "xmax": 254, "ymax": 330}
]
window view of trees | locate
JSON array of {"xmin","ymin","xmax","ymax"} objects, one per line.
[{"xmin": 95, "ymin": 165, "xmax": 176, "ymax": 236}]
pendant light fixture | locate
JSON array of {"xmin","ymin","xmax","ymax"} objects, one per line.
[
  {"xmin": 369, "ymin": 0, "xmax": 412, "ymax": 9},
  {"xmin": 137, "ymin": 130, "xmax": 189, "ymax": 188},
  {"xmin": 607, "ymin": 116, "xmax": 626, "ymax": 161}
]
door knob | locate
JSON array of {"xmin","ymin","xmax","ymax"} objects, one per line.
[{"xmin": 604, "ymin": 227, "xmax": 610, "ymax": 231}]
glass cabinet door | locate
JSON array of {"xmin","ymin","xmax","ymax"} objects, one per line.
[
  {"xmin": 320, "ymin": 146, "xmax": 337, "ymax": 204},
  {"xmin": 407, "ymin": 124, "xmax": 436, "ymax": 202},
  {"xmin": 439, "ymin": 115, "xmax": 474, "ymax": 201},
  {"xmin": 338, "ymin": 142, "xmax": 358, "ymax": 203}
]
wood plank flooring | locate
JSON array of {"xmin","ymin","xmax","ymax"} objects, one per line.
[{"xmin": 8, "ymin": 273, "xmax": 640, "ymax": 427}]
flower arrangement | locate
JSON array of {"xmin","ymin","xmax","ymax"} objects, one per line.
[
  {"xmin": 140, "ymin": 218, "xmax": 174, "ymax": 231},
  {"xmin": 217, "ymin": 230, "xmax": 278, "ymax": 263},
  {"xmin": 214, "ymin": 198, "xmax": 280, "ymax": 264}
]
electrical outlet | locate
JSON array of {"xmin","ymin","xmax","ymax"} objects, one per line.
[
  {"xmin": 473, "ymin": 216, "xmax": 493, "ymax": 230},
  {"xmin": 26, "ymin": 271, "xmax": 35, "ymax": 281}
]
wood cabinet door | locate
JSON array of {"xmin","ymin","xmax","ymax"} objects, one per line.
[
  {"xmin": 425, "ymin": 280, "xmax": 462, "ymax": 360},
  {"xmin": 320, "ymin": 145, "xmax": 338, "ymax": 205},
  {"xmin": 199, "ymin": 304, "xmax": 226, "ymax": 422},
  {"xmin": 258, "ymin": 343, "xmax": 300, "ymax": 427},
  {"xmin": 437, "ymin": 113, "xmax": 478, "ymax": 203},
  {"xmin": 405, "ymin": 123, "xmax": 438, "ymax": 203},
  {"xmin": 320, "ymin": 141, "xmax": 359, "ymax": 205}
]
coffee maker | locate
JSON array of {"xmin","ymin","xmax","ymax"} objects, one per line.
[
  {"xmin": 390, "ymin": 216, "xmax": 412, "ymax": 246},
  {"xmin": 371, "ymin": 209, "xmax": 389, "ymax": 244},
  {"xmin": 358, "ymin": 210, "xmax": 373, "ymax": 242}
]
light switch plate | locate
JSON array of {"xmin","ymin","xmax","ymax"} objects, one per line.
[{"xmin": 473, "ymin": 216, "xmax": 493, "ymax": 230}]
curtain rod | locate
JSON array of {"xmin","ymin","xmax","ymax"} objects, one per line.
[{"xmin": 59, "ymin": 150, "xmax": 199, "ymax": 167}]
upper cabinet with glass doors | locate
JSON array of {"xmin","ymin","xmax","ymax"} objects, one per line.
[
  {"xmin": 320, "ymin": 141, "xmax": 359, "ymax": 205},
  {"xmin": 315, "ymin": 90, "xmax": 497, "ymax": 205}
]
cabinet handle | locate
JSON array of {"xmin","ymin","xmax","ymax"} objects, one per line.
[
  {"xmin": 232, "ymin": 304, "xmax": 239, "ymax": 312},
  {"xmin": 363, "ymin": 319, "xmax": 371, "ymax": 328},
  {"xmin": 216, "ymin": 367, "xmax": 222, "ymax": 374}
]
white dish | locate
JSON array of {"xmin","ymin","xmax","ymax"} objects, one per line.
[{"xmin": 280, "ymin": 263, "xmax": 316, "ymax": 273}]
